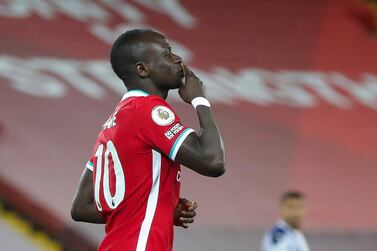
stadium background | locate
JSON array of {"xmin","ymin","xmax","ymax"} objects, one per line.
[{"xmin": 0, "ymin": 0, "xmax": 376, "ymax": 250}]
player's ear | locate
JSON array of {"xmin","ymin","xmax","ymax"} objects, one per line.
[{"xmin": 135, "ymin": 62, "xmax": 149, "ymax": 78}]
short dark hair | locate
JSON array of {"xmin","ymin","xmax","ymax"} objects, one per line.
[
  {"xmin": 280, "ymin": 191, "xmax": 305, "ymax": 203},
  {"xmin": 110, "ymin": 29, "xmax": 153, "ymax": 82}
]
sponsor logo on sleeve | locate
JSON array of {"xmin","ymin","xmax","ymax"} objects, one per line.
[
  {"xmin": 165, "ymin": 123, "xmax": 184, "ymax": 140},
  {"xmin": 151, "ymin": 105, "xmax": 175, "ymax": 126}
]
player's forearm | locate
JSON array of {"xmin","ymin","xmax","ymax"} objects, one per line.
[
  {"xmin": 71, "ymin": 204, "xmax": 105, "ymax": 224},
  {"xmin": 196, "ymin": 106, "xmax": 225, "ymax": 175}
]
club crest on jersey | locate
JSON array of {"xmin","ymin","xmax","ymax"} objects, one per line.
[{"xmin": 151, "ymin": 106, "xmax": 175, "ymax": 126}]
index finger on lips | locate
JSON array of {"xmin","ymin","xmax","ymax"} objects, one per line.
[
  {"xmin": 181, "ymin": 63, "xmax": 190, "ymax": 75},
  {"xmin": 180, "ymin": 63, "xmax": 186, "ymax": 76}
]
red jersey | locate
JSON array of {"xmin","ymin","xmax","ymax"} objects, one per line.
[{"xmin": 85, "ymin": 90, "xmax": 194, "ymax": 251}]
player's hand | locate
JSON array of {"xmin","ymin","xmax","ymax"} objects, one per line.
[
  {"xmin": 173, "ymin": 198, "xmax": 198, "ymax": 229},
  {"xmin": 178, "ymin": 64, "xmax": 206, "ymax": 104}
]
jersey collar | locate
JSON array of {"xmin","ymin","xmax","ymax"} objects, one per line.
[
  {"xmin": 121, "ymin": 90, "xmax": 149, "ymax": 101},
  {"xmin": 276, "ymin": 219, "xmax": 300, "ymax": 233}
]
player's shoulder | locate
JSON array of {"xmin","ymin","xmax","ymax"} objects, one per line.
[
  {"xmin": 140, "ymin": 96, "xmax": 178, "ymax": 126},
  {"xmin": 266, "ymin": 224, "xmax": 288, "ymax": 245},
  {"xmin": 119, "ymin": 93, "xmax": 177, "ymax": 126},
  {"xmin": 120, "ymin": 92, "xmax": 168, "ymax": 108},
  {"xmin": 134, "ymin": 95, "xmax": 175, "ymax": 114},
  {"xmin": 118, "ymin": 92, "xmax": 167, "ymax": 112},
  {"xmin": 142, "ymin": 95, "xmax": 171, "ymax": 108}
]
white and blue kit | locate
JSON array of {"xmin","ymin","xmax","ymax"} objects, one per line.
[{"xmin": 261, "ymin": 220, "xmax": 310, "ymax": 251}]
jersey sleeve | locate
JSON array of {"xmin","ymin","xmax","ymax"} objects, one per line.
[
  {"xmin": 85, "ymin": 156, "xmax": 95, "ymax": 172},
  {"xmin": 137, "ymin": 96, "xmax": 195, "ymax": 160},
  {"xmin": 85, "ymin": 142, "xmax": 100, "ymax": 172},
  {"xmin": 85, "ymin": 160, "xmax": 94, "ymax": 171}
]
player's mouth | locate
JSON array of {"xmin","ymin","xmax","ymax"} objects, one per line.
[
  {"xmin": 178, "ymin": 70, "xmax": 184, "ymax": 78},
  {"xmin": 177, "ymin": 67, "xmax": 185, "ymax": 80},
  {"xmin": 177, "ymin": 63, "xmax": 185, "ymax": 85},
  {"xmin": 178, "ymin": 63, "xmax": 185, "ymax": 77},
  {"xmin": 177, "ymin": 70, "xmax": 185, "ymax": 86}
]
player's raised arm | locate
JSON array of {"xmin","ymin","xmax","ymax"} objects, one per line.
[{"xmin": 175, "ymin": 65, "xmax": 225, "ymax": 177}]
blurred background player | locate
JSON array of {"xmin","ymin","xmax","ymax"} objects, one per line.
[
  {"xmin": 261, "ymin": 191, "xmax": 310, "ymax": 251},
  {"xmin": 71, "ymin": 29, "xmax": 225, "ymax": 251}
]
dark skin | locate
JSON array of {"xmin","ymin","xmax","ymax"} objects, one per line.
[
  {"xmin": 126, "ymin": 31, "xmax": 225, "ymax": 176},
  {"xmin": 71, "ymin": 30, "xmax": 224, "ymax": 225}
]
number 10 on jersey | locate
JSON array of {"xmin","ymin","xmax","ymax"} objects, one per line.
[{"xmin": 94, "ymin": 140, "xmax": 125, "ymax": 211}]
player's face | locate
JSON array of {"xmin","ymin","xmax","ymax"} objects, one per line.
[
  {"xmin": 280, "ymin": 198, "xmax": 306, "ymax": 229},
  {"xmin": 146, "ymin": 34, "xmax": 184, "ymax": 90}
]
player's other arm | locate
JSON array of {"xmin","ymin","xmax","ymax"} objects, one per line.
[
  {"xmin": 71, "ymin": 168, "xmax": 105, "ymax": 223},
  {"xmin": 175, "ymin": 66, "xmax": 225, "ymax": 177},
  {"xmin": 71, "ymin": 168, "xmax": 198, "ymax": 227}
]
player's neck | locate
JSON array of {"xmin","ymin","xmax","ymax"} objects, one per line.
[{"xmin": 128, "ymin": 85, "xmax": 168, "ymax": 100}]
